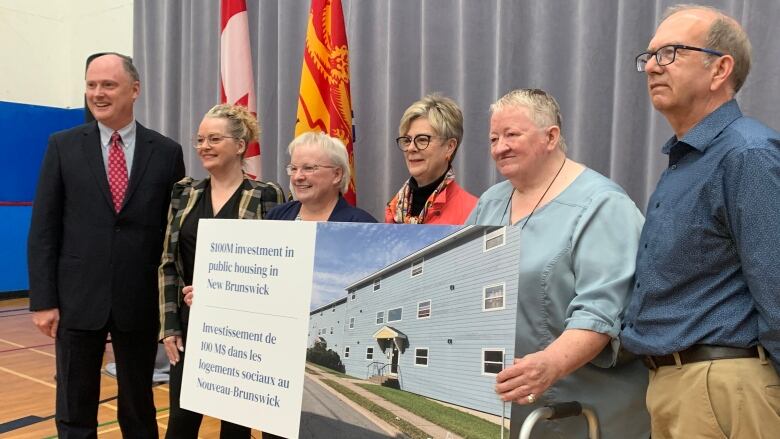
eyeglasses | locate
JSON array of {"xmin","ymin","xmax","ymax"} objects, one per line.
[
  {"xmin": 635, "ymin": 44, "xmax": 724, "ymax": 72},
  {"xmin": 285, "ymin": 164, "xmax": 338, "ymax": 176},
  {"xmin": 192, "ymin": 134, "xmax": 240, "ymax": 148},
  {"xmin": 395, "ymin": 134, "xmax": 444, "ymax": 151}
]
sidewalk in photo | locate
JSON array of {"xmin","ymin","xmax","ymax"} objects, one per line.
[
  {"xmin": 304, "ymin": 369, "xmax": 405, "ymax": 438},
  {"xmin": 340, "ymin": 380, "xmax": 464, "ymax": 439},
  {"xmin": 306, "ymin": 363, "xmax": 497, "ymax": 439}
]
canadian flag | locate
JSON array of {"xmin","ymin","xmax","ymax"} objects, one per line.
[{"xmin": 220, "ymin": 0, "xmax": 261, "ymax": 179}]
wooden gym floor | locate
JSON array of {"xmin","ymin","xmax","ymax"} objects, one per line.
[{"xmin": 0, "ymin": 297, "xmax": 263, "ymax": 438}]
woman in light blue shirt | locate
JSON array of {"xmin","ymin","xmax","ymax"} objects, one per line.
[{"xmin": 467, "ymin": 89, "xmax": 649, "ymax": 439}]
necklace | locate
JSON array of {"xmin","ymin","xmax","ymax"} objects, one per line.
[{"xmin": 504, "ymin": 157, "xmax": 567, "ymax": 229}]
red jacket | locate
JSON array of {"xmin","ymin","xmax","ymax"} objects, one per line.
[{"xmin": 385, "ymin": 180, "xmax": 477, "ymax": 225}]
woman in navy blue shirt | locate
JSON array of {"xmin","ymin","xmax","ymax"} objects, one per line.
[{"xmin": 266, "ymin": 132, "xmax": 376, "ymax": 222}]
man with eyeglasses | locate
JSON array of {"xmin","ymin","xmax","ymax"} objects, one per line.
[{"xmin": 622, "ymin": 5, "xmax": 780, "ymax": 438}]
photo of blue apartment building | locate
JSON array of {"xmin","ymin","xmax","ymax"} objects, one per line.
[
  {"xmin": 308, "ymin": 297, "xmax": 347, "ymax": 354},
  {"xmin": 308, "ymin": 225, "xmax": 520, "ymax": 416}
]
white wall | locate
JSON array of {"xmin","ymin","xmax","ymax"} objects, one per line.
[{"xmin": 0, "ymin": 0, "xmax": 133, "ymax": 108}]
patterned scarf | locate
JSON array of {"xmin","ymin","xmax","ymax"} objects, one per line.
[{"xmin": 390, "ymin": 168, "xmax": 456, "ymax": 224}]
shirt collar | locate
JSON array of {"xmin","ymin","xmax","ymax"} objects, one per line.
[
  {"xmin": 661, "ymin": 99, "xmax": 742, "ymax": 155},
  {"xmin": 193, "ymin": 177, "xmax": 210, "ymax": 191},
  {"xmin": 98, "ymin": 120, "xmax": 136, "ymax": 149},
  {"xmin": 431, "ymin": 179, "xmax": 455, "ymax": 205}
]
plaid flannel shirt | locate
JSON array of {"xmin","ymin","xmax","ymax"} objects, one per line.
[{"xmin": 158, "ymin": 176, "xmax": 284, "ymax": 340}]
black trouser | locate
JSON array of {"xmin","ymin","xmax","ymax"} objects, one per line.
[{"xmin": 55, "ymin": 315, "xmax": 158, "ymax": 439}]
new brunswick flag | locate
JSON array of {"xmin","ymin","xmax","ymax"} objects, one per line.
[{"xmin": 295, "ymin": 0, "xmax": 356, "ymax": 205}]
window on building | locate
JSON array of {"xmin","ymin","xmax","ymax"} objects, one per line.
[
  {"xmin": 417, "ymin": 300, "xmax": 431, "ymax": 319},
  {"xmin": 332, "ymin": 308, "xmax": 336, "ymax": 312},
  {"xmin": 388, "ymin": 307, "xmax": 402, "ymax": 322},
  {"xmin": 366, "ymin": 347, "xmax": 374, "ymax": 360},
  {"xmin": 349, "ymin": 317, "xmax": 355, "ymax": 329},
  {"xmin": 330, "ymin": 327, "xmax": 333, "ymax": 334},
  {"xmin": 484, "ymin": 227, "xmax": 506, "ymax": 251},
  {"xmin": 411, "ymin": 258, "xmax": 424, "ymax": 277},
  {"xmin": 483, "ymin": 349, "xmax": 504, "ymax": 375},
  {"xmin": 344, "ymin": 346, "xmax": 350, "ymax": 358},
  {"xmin": 350, "ymin": 292, "xmax": 356, "ymax": 301},
  {"xmin": 373, "ymin": 278, "xmax": 381, "ymax": 291},
  {"xmin": 376, "ymin": 311, "xmax": 384, "ymax": 324},
  {"xmin": 415, "ymin": 348, "xmax": 429, "ymax": 366},
  {"xmin": 483, "ymin": 284, "xmax": 505, "ymax": 311}
]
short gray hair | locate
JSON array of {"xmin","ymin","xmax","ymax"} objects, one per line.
[
  {"xmin": 398, "ymin": 93, "xmax": 464, "ymax": 162},
  {"xmin": 662, "ymin": 4, "xmax": 751, "ymax": 93},
  {"xmin": 490, "ymin": 89, "xmax": 567, "ymax": 152},
  {"xmin": 288, "ymin": 132, "xmax": 351, "ymax": 194}
]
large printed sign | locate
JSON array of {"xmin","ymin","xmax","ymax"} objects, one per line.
[
  {"xmin": 179, "ymin": 221, "xmax": 517, "ymax": 438},
  {"xmin": 181, "ymin": 219, "xmax": 316, "ymax": 438}
]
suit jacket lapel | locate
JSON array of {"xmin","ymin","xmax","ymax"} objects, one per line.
[
  {"xmin": 81, "ymin": 122, "xmax": 115, "ymax": 211},
  {"xmin": 123, "ymin": 122, "xmax": 156, "ymax": 209}
]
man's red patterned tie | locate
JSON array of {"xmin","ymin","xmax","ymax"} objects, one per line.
[{"xmin": 108, "ymin": 131, "xmax": 128, "ymax": 212}]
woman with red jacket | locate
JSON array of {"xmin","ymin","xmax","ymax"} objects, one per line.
[{"xmin": 385, "ymin": 94, "xmax": 477, "ymax": 224}]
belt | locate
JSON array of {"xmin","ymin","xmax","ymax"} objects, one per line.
[{"xmin": 642, "ymin": 345, "xmax": 760, "ymax": 370}]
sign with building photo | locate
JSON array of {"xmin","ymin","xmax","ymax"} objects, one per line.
[
  {"xmin": 182, "ymin": 221, "xmax": 518, "ymax": 436},
  {"xmin": 181, "ymin": 219, "xmax": 317, "ymax": 438}
]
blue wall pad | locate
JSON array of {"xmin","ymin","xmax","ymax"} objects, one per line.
[
  {"xmin": 0, "ymin": 101, "xmax": 84, "ymax": 202},
  {"xmin": 0, "ymin": 206, "xmax": 32, "ymax": 293}
]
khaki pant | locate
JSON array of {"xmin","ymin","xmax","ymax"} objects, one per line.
[{"xmin": 647, "ymin": 357, "xmax": 780, "ymax": 438}]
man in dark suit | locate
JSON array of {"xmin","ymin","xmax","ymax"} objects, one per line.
[{"xmin": 28, "ymin": 52, "xmax": 185, "ymax": 438}]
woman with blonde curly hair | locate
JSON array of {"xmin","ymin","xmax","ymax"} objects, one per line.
[{"xmin": 158, "ymin": 103, "xmax": 285, "ymax": 438}]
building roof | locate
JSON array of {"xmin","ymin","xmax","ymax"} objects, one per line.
[
  {"xmin": 309, "ymin": 296, "xmax": 347, "ymax": 315},
  {"xmin": 372, "ymin": 325, "xmax": 407, "ymax": 339},
  {"xmin": 345, "ymin": 225, "xmax": 495, "ymax": 291}
]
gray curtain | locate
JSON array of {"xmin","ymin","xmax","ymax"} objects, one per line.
[{"xmin": 134, "ymin": 0, "xmax": 780, "ymax": 219}]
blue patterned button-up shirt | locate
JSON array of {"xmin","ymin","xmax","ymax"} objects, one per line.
[{"xmin": 621, "ymin": 100, "xmax": 780, "ymax": 372}]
